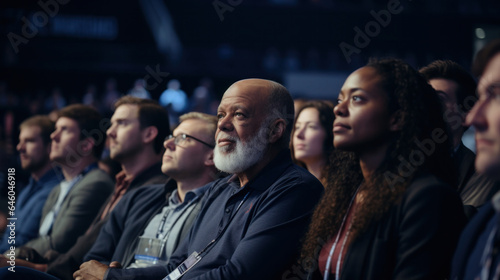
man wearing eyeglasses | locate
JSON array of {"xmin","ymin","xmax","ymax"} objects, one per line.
[{"xmin": 72, "ymin": 112, "xmax": 219, "ymax": 279}]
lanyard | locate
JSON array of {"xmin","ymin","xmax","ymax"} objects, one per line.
[
  {"xmin": 163, "ymin": 189, "xmax": 252, "ymax": 280},
  {"xmin": 324, "ymin": 186, "xmax": 360, "ymax": 280},
  {"xmin": 198, "ymin": 190, "xmax": 252, "ymax": 256},
  {"xmin": 156, "ymin": 195, "xmax": 199, "ymax": 240},
  {"xmin": 480, "ymin": 225, "xmax": 500, "ymax": 280}
]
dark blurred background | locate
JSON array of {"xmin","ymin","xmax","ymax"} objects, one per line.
[{"xmin": 1, "ymin": 0, "xmax": 500, "ymax": 187}]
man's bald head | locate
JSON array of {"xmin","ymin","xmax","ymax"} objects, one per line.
[{"xmin": 224, "ymin": 79, "xmax": 294, "ymax": 148}]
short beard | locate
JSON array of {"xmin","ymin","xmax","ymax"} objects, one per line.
[{"xmin": 214, "ymin": 120, "xmax": 270, "ymax": 174}]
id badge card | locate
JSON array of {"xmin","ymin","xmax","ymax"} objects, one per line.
[
  {"xmin": 163, "ymin": 251, "xmax": 202, "ymax": 280},
  {"xmin": 133, "ymin": 237, "xmax": 165, "ymax": 266}
]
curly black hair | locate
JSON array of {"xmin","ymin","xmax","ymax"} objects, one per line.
[{"xmin": 300, "ymin": 58, "xmax": 456, "ymax": 268}]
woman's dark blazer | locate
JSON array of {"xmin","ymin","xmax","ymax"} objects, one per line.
[{"xmin": 308, "ymin": 172, "xmax": 466, "ymax": 280}]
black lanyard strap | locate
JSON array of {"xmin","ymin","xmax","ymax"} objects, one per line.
[{"xmin": 198, "ymin": 189, "xmax": 252, "ymax": 256}]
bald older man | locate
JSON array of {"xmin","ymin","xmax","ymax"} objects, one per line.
[{"xmin": 75, "ymin": 78, "xmax": 324, "ymax": 280}]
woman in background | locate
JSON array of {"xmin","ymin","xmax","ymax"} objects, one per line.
[
  {"xmin": 301, "ymin": 58, "xmax": 466, "ymax": 280},
  {"xmin": 291, "ymin": 101, "xmax": 334, "ymax": 186}
]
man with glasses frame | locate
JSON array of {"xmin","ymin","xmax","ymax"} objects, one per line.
[
  {"xmin": 166, "ymin": 133, "xmax": 214, "ymax": 149},
  {"xmin": 77, "ymin": 112, "xmax": 220, "ymax": 278}
]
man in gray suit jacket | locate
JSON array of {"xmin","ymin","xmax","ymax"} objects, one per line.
[{"xmin": 15, "ymin": 104, "xmax": 114, "ymax": 258}]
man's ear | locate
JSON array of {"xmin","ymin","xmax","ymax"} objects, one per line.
[
  {"xmin": 204, "ymin": 151, "xmax": 214, "ymax": 166},
  {"xmin": 79, "ymin": 137, "xmax": 95, "ymax": 156},
  {"xmin": 389, "ymin": 110, "xmax": 404, "ymax": 131},
  {"xmin": 269, "ymin": 119, "xmax": 286, "ymax": 144},
  {"xmin": 142, "ymin": 126, "xmax": 158, "ymax": 145}
]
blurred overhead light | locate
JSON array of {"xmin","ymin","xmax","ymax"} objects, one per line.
[{"xmin": 475, "ymin": 28, "xmax": 486, "ymax": 39}]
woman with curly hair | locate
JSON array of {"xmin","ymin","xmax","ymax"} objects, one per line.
[
  {"xmin": 300, "ymin": 58, "xmax": 466, "ymax": 280},
  {"xmin": 291, "ymin": 101, "xmax": 334, "ymax": 186}
]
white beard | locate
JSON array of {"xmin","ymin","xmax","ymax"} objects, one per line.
[{"xmin": 214, "ymin": 123, "xmax": 269, "ymax": 174}]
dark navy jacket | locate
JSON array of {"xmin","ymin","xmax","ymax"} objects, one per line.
[
  {"xmin": 451, "ymin": 200, "xmax": 500, "ymax": 280},
  {"xmin": 306, "ymin": 172, "xmax": 466, "ymax": 280},
  {"xmin": 47, "ymin": 162, "xmax": 167, "ymax": 280},
  {"xmin": 84, "ymin": 180, "xmax": 178, "ymax": 266},
  {"xmin": 105, "ymin": 149, "xmax": 324, "ymax": 280}
]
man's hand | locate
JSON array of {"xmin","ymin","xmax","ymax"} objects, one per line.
[
  {"xmin": 0, "ymin": 255, "xmax": 47, "ymax": 271},
  {"xmin": 16, "ymin": 246, "xmax": 46, "ymax": 263},
  {"xmin": 0, "ymin": 255, "xmax": 9, "ymax": 267},
  {"xmin": 73, "ymin": 260, "xmax": 109, "ymax": 280},
  {"xmin": 109, "ymin": 261, "xmax": 122, "ymax": 268}
]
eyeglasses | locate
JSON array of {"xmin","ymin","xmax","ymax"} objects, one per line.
[{"xmin": 165, "ymin": 133, "xmax": 215, "ymax": 149}]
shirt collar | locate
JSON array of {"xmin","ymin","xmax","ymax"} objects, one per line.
[
  {"xmin": 60, "ymin": 162, "xmax": 97, "ymax": 189},
  {"xmin": 115, "ymin": 170, "xmax": 131, "ymax": 184},
  {"xmin": 234, "ymin": 149, "xmax": 293, "ymax": 191},
  {"xmin": 190, "ymin": 182, "xmax": 211, "ymax": 198},
  {"xmin": 168, "ymin": 181, "xmax": 211, "ymax": 205},
  {"xmin": 36, "ymin": 167, "xmax": 62, "ymax": 184},
  {"xmin": 23, "ymin": 168, "xmax": 61, "ymax": 196},
  {"xmin": 114, "ymin": 170, "xmax": 134, "ymax": 195},
  {"xmin": 81, "ymin": 162, "xmax": 98, "ymax": 176},
  {"xmin": 60, "ymin": 173, "xmax": 82, "ymax": 192},
  {"xmin": 128, "ymin": 162, "xmax": 164, "ymax": 188}
]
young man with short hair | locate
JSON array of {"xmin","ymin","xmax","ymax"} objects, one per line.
[
  {"xmin": 16, "ymin": 105, "xmax": 114, "ymax": 258},
  {"xmin": 0, "ymin": 116, "xmax": 61, "ymax": 253}
]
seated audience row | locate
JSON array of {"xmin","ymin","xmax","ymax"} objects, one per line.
[
  {"xmin": 1, "ymin": 97, "xmax": 169, "ymax": 279},
  {"xmin": 75, "ymin": 79, "xmax": 323, "ymax": 280},
  {"xmin": 0, "ymin": 38, "xmax": 500, "ymax": 280}
]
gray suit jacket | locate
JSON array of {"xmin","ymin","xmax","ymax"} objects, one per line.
[{"xmin": 23, "ymin": 168, "xmax": 114, "ymax": 256}]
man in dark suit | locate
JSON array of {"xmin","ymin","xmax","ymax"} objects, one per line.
[
  {"xmin": 451, "ymin": 38, "xmax": 500, "ymax": 279},
  {"xmin": 420, "ymin": 60, "xmax": 478, "ymax": 196}
]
